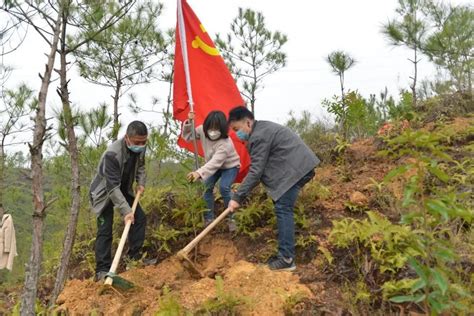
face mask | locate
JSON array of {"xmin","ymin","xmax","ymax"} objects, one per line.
[
  {"xmin": 127, "ymin": 144, "xmax": 146, "ymax": 153},
  {"xmin": 236, "ymin": 129, "xmax": 249, "ymax": 141},
  {"xmin": 208, "ymin": 130, "xmax": 221, "ymax": 140}
]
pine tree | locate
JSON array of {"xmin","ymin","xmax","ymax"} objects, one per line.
[
  {"xmin": 216, "ymin": 8, "xmax": 287, "ymax": 114},
  {"xmin": 383, "ymin": 0, "xmax": 429, "ymax": 108}
]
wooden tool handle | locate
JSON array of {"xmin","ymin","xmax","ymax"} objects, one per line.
[
  {"xmin": 179, "ymin": 207, "xmax": 232, "ymax": 256},
  {"xmin": 104, "ymin": 192, "xmax": 141, "ymax": 285}
]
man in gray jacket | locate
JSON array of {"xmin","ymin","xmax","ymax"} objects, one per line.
[
  {"xmin": 89, "ymin": 121, "xmax": 147, "ymax": 281},
  {"xmin": 228, "ymin": 106, "xmax": 320, "ymax": 271}
]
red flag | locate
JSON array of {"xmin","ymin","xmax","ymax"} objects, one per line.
[{"xmin": 173, "ymin": 0, "xmax": 250, "ymax": 182}]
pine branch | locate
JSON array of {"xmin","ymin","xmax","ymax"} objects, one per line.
[{"xmin": 65, "ymin": 0, "xmax": 136, "ymax": 54}]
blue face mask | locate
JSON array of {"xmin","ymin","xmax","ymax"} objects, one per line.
[
  {"xmin": 236, "ymin": 129, "xmax": 249, "ymax": 141},
  {"xmin": 127, "ymin": 145, "xmax": 146, "ymax": 154}
]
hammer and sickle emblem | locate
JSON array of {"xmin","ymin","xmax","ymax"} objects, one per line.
[{"xmin": 191, "ymin": 24, "xmax": 220, "ymax": 56}]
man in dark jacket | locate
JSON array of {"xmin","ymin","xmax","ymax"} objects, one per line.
[
  {"xmin": 89, "ymin": 121, "xmax": 148, "ymax": 281},
  {"xmin": 228, "ymin": 106, "xmax": 320, "ymax": 271}
]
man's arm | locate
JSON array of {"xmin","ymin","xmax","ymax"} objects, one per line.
[
  {"xmin": 102, "ymin": 152, "xmax": 132, "ymax": 216},
  {"xmin": 136, "ymin": 151, "xmax": 146, "ymax": 190},
  {"xmin": 232, "ymin": 136, "xmax": 272, "ymax": 204}
]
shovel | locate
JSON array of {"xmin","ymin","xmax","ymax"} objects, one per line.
[
  {"xmin": 103, "ymin": 192, "xmax": 142, "ymax": 290},
  {"xmin": 177, "ymin": 207, "xmax": 232, "ymax": 278}
]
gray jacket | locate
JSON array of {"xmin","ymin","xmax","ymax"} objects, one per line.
[
  {"xmin": 89, "ymin": 138, "xmax": 146, "ymax": 216},
  {"xmin": 232, "ymin": 121, "xmax": 320, "ymax": 203}
]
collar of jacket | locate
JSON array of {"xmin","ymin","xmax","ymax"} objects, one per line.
[
  {"xmin": 121, "ymin": 137, "xmax": 131, "ymax": 159},
  {"xmin": 249, "ymin": 120, "xmax": 257, "ymax": 139},
  {"xmin": 0, "ymin": 214, "xmax": 10, "ymax": 228}
]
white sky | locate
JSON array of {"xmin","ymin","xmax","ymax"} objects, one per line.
[{"xmin": 2, "ymin": 0, "xmax": 468, "ymax": 153}]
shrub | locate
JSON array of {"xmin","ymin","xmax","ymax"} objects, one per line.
[
  {"xmin": 285, "ymin": 110, "xmax": 337, "ymax": 164},
  {"xmin": 195, "ymin": 276, "xmax": 246, "ymax": 315},
  {"xmin": 322, "ymin": 91, "xmax": 383, "ymax": 140},
  {"xmin": 379, "ymin": 128, "xmax": 473, "ymax": 314},
  {"xmin": 329, "ymin": 211, "xmax": 417, "ymax": 274},
  {"xmin": 155, "ymin": 286, "xmax": 185, "ymax": 315}
]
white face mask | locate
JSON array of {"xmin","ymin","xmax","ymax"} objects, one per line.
[{"xmin": 208, "ymin": 130, "xmax": 221, "ymax": 140}]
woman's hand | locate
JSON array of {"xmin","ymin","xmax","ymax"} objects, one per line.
[{"xmin": 187, "ymin": 171, "xmax": 201, "ymax": 183}]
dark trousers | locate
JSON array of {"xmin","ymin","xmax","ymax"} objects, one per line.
[
  {"xmin": 95, "ymin": 194, "xmax": 146, "ymax": 273},
  {"xmin": 274, "ymin": 170, "xmax": 315, "ymax": 259}
]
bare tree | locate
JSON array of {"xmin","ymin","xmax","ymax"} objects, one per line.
[
  {"xmin": 2, "ymin": 1, "xmax": 135, "ymax": 313},
  {"xmin": 48, "ymin": 1, "xmax": 82, "ymax": 304},
  {"xmin": 50, "ymin": 0, "xmax": 136, "ymax": 305},
  {"xmin": 22, "ymin": 13, "xmax": 62, "ymax": 316}
]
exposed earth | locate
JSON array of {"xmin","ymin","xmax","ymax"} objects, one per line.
[{"xmin": 56, "ymin": 238, "xmax": 313, "ymax": 315}]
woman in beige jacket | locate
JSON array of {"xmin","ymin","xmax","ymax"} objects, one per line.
[
  {"xmin": 0, "ymin": 213, "xmax": 18, "ymax": 271},
  {"xmin": 183, "ymin": 111, "xmax": 240, "ymax": 230}
]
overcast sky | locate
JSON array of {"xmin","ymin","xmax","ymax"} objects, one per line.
[{"xmin": 2, "ymin": 0, "xmax": 468, "ymax": 153}]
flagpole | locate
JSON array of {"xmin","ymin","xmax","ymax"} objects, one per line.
[{"xmin": 177, "ymin": 0, "xmax": 200, "ymax": 170}]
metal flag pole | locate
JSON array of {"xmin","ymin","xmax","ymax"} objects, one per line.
[{"xmin": 177, "ymin": 0, "xmax": 200, "ymax": 170}]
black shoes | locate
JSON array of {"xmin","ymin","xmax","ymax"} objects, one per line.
[
  {"xmin": 95, "ymin": 271, "xmax": 108, "ymax": 282},
  {"xmin": 267, "ymin": 255, "xmax": 296, "ymax": 271}
]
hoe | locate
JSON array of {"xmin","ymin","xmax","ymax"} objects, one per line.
[
  {"xmin": 101, "ymin": 192, "xmax": 142, "ymax": 291},
  {"xmin": 176, "ymin": 207, "xmax": 232, "ymax": 278}
]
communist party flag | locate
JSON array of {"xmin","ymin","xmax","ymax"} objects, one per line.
[{"xmin": 173, "ymin": 0, "xmax": 250, "ymax": 182}]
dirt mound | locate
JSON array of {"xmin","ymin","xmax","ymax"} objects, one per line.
[
  {"xmin": 179, "ymin": 260, "xmax": 312, "ymax": 314},
  {"xmin": 56, "ymin": 237, "xmax": 312, "ymax": 315}
]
